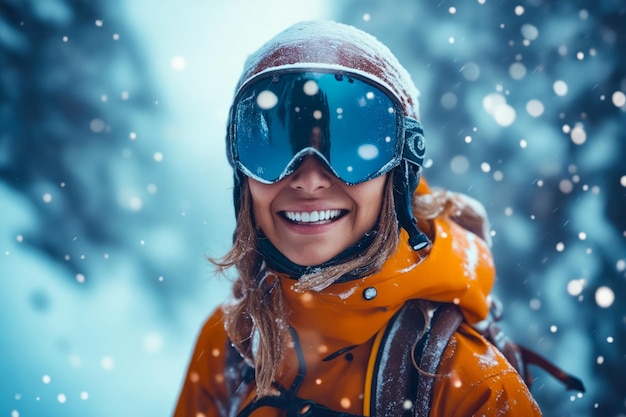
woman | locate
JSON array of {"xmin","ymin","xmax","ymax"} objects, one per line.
[{"xmin": 174, "ymin": 20, "xmax": 542, "ymax": 416}]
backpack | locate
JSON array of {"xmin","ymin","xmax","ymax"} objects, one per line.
[{"xmin": 224, "ymin": 299, "xmax": 585, "ymax": 417}]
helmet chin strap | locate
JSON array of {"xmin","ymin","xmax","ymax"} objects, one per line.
[
  {"xmin": 394, "ymin": 117, "xmax": 430, "ymax": 251},
  {"xmin": 393, "ymin": 161, "xmax": 430, "ymax": 251}
]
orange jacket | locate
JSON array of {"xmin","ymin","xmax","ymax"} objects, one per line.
[{"xmin": 174, "ymin": 216, "xmax": 542, "ymax": 416}]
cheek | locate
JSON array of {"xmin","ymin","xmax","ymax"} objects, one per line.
[
  {"xmin": 352, "ymin": 176, "xmax": 387, "ymax": 226},
  {"xmin": 248, "ymin": 181, "xmax": 276, "ymax": 228},
  {"xmin": 365, "ymin": 195, "xmax": 384, "ymax": 226}
]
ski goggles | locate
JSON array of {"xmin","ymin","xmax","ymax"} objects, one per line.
[{"xmin": 228, "ymin": 68, "xmax": 424, "ymax": 185}]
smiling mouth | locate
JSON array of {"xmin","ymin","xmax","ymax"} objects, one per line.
[{"xmin": 282, "ymin": 209, "xmax": 346, "ymax": 224}]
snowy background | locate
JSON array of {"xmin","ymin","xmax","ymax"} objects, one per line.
[{"xmin": 1, "ymin": 1, "xmax": 624, "ymax": 416}]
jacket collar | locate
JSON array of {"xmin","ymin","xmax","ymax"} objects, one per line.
[{"xmin": 257, "ymin": 229, "xmax": 378, "ymax": 282}]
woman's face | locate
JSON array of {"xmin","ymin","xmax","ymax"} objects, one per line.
[{"xmin": 248, "ymin": 156, "xmax": 386, "ymax": 266}]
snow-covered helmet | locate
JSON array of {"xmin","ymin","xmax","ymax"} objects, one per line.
[{"xmin": 226, "ymin": 20, "xmax": 429, "ymax": 251}]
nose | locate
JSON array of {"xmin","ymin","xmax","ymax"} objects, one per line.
[{"xmin": 289, "ymin": 156, "xmax": 334, "ymax": 193}]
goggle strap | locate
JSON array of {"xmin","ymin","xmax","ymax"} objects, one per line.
[{"xmin": 402, "ymin": 117, "xmax": 426, "ymax": 167}]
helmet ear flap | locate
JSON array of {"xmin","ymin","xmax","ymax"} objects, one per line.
[{"xmin": 393, "ymin": 117, "xmax": 429, "ymax": 251}]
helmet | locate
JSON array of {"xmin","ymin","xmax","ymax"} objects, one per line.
[{"xmin": 226, "ymin": 20, "xmax": 429, "ymax": 252}]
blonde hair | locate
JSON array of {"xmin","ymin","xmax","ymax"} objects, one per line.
[
  {"xmin": 212, "ymin": 178, "xmax": 490, "ymax": 396},
  {"xmin": 412, "ymin": 187, "xmax": 491, "ymax": 246}
]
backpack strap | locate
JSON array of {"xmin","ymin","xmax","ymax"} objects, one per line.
[
  {"xmin": 477, "ymin": 299, "xmax": 585, "ymax": 392},
  {"xmin": 370, "ymin": 300, "xmax": 463, "ymax": 417},
  {"xmin": 414, "ymin": 304, "xmax": 464, "ymax": 417}
]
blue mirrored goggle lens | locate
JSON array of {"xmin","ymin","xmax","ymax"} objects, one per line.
[{"xmin": 232, "ymin": 71, "xmax": 402, "ymax": 184}]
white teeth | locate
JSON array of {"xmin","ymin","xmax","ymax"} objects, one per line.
[{"xmin": 285, "ymin": 210, "xmax": 341, "ymax": 223}]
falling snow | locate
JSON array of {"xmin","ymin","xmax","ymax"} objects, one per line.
[{"xmin": 1, "ymin": 1, "xmax": 624, "ymax": 417}]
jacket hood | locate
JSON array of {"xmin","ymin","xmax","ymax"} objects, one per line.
[
  {"xmin": 279, "ymin": 214, "xmax": 495, "ymax": 347},
  {"xmin": 235, "ymin": 20, "xmax": 420, "ymax": 119}
]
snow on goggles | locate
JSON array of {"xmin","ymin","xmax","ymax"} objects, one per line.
[{"xmin": 229, "ymin": 68, "xmax": 424, "ymax": 185}]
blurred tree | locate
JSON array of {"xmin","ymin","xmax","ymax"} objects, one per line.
[{"xmin": 1, "ymin": 0, "xmax": 166, "ymax": 285}]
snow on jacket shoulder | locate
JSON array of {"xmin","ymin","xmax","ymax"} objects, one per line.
[{"xmin": 431, "ymin": 321, "xmax": 541, "ymax": 416}]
